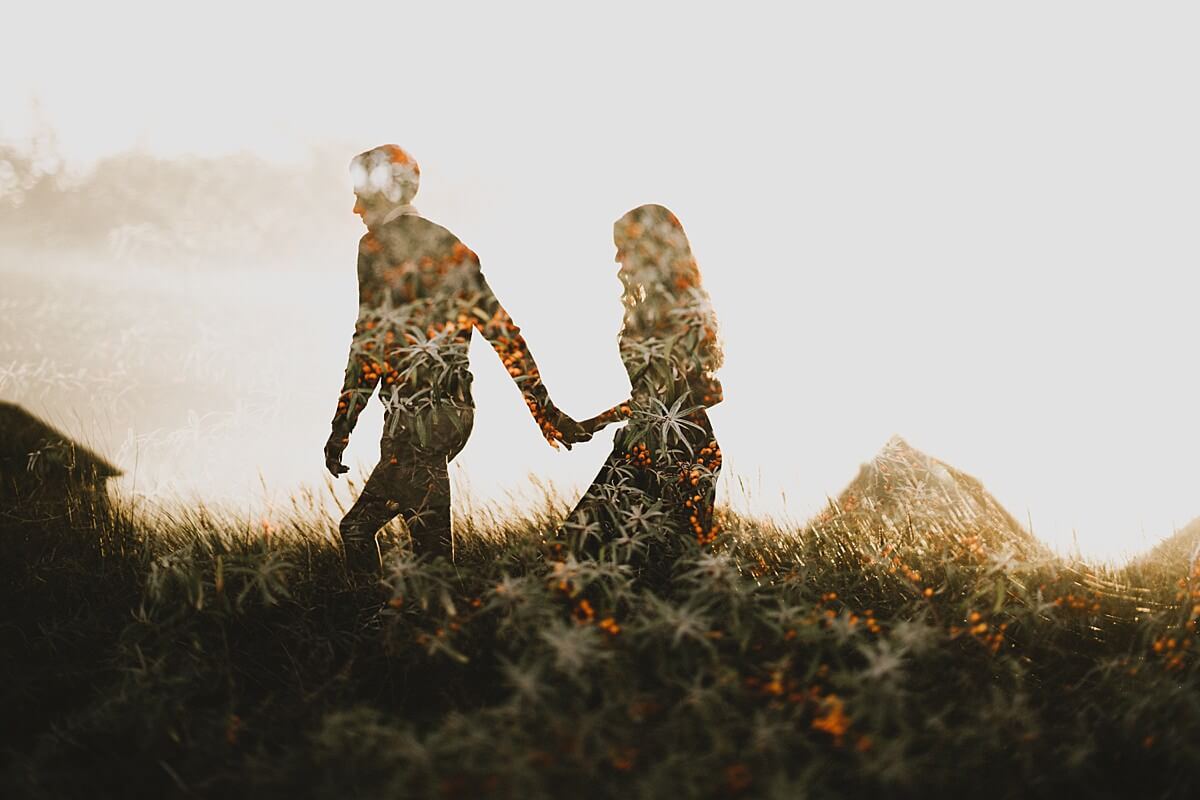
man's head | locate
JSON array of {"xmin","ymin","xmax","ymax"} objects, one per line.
[{"xmin": 350, "ymin": 145, "xmax": 420, "ymax": 229}]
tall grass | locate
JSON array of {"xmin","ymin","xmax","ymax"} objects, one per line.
[{"xmin": 2, "ymin": 486, "xmax": 1199, "ymax": 799}]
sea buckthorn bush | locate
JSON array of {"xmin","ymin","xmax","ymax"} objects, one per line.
[{"xmin": 3, "ymin": 487, "xmax": 1200, "ymax": 799}]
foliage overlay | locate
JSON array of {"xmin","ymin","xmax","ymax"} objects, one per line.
[{"xmin": 3, "ymin": 488, "xmax": 1200, "ymax": 799}]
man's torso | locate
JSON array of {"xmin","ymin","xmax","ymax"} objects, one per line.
[{"xmin": 355, "ymin": 216, "xmax": 486, "ymax": 416}]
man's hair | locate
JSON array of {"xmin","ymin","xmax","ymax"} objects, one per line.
[{"xmin": 350, "ymin": 145, "xmax": 420, "ymax": 205}]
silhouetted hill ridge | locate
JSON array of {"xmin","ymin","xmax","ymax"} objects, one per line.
[
  {"xmin": 814, "ymin": 435, "xmax": 1047, "ymax": 559},
  {"xmin": 1135, "ymin": 516, "xmax": 1200, "ymax": 567}
]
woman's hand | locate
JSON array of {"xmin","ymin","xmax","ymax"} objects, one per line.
[
  {"xmin": 579, "ymin": 415, "xmax": 611, "ymax": 435},
  {"xmin": 579, "ymin": 402, "xmax": 631, "ymax": 435}
]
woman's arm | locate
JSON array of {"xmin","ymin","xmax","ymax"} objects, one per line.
[{"xmin": 580, "ymin": 401, "xmax": 633, "ymax": 434}]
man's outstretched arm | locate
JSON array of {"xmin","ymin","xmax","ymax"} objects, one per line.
[
  {"xmin": 468, "ymin": 266, "xmax": 588, "ymax": 448},
  {"xmin": 326, "ymin": 249, "xmax": 384, "ymax": 475}
]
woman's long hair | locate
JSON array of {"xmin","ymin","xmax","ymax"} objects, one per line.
[{"xmin": 613, "ymin": 204, "xmax": 723, "ymax": 389}]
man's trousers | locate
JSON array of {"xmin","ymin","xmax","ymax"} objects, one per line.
[{"xmin": 339, "ymin": 405, "xmax": 474, "ymax": 573}]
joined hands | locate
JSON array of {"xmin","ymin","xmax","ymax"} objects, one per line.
[{"xmin": 545, "ymin": 410, "xmax": 592, "ymax": 450}]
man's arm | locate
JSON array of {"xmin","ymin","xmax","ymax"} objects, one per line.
[
  {"xmin": 468, "ymin": 264, "xmax": 588, "ymax": 448},
  {"xmin": 326, "ymin": 247, "xmax": 384, "ymax": 475}
]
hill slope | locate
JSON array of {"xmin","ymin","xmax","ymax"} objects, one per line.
[
  {"xmin": 812, "ymin": 436, "xmax": 1047, "ymax": 559},
  {"xmin": 1135, "ymin": 516, "xmax": 1200, "ymax": 567}
]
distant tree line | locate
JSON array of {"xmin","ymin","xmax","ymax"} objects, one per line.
[{"xmin": 0, "ymin": 130, "xmax": 347, "ymax": 265}]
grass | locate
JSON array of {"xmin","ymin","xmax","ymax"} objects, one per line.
[{"xmin": 2, "ymin": 487, "xmax": 1200, "ymax": 799}]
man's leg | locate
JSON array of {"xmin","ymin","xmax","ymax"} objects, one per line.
[
  {"xmin": 362, "ymin": 405, "xmax": 471, "ymax": 562},
  {"xmin": 339, "ymin": 468, "xmax": 402, "ymax": 577},
  {"xmin": 394, "ymin": 450, "xmax": 454, "ymax": 560},
  {"xmin": 399, "ymin": 405, "xmax": 473, "ymax": 560}
]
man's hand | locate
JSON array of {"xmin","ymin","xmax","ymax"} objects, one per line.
[
  {"xmin": 551, "ymin": 413, "xmax": 592, "ymax": 449},
  {"xmin": 325, "ymin": 433, "xmax": 350, "ymax": 477}
]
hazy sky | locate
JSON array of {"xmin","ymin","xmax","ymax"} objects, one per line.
[{"xmin": 3, "ymin": 2, "xmax": 1199, "ymax": 561}]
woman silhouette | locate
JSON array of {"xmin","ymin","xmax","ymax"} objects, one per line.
[{"xmin": 561, "ymin": 204, "xmax": 724, "ymax": 564}]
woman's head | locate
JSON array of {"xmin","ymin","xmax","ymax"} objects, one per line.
[
  {"xmin": 613, "ymin": 204, "xmax": 694, "ymax": 289},
  {"xmin": 612, "ymin": 204, "xmax": 723, "ymax": 371}
]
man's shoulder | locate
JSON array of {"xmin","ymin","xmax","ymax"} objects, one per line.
[
  {"xmin": 385, "ymin": 214, "xmax": 464, "ymax": 243},
  {"xmin": 373, "ymin": 215, "xmax": 476, "ymax": 260}
]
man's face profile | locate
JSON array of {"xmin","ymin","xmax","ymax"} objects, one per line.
[{"xmin": 352, "ymin": 193, "xmax": 388, "ymax": 231}]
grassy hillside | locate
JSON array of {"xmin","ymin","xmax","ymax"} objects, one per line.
[
  {"xmin": 2, "ymin": 487, "xmax": 1199, "ymax": 799},
  {"xmin": 1136, "ymin": 517, "xmax": 1200, "ymax": 570}
]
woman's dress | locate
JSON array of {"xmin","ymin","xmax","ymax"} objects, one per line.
[{"xmin": 560, "ymin": 321, "xmax": 723, "ymax": 561}]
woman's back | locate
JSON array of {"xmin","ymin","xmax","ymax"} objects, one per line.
[{"xmin": 614, "ymin": 205, "xmax": 724, "ymax": 413}]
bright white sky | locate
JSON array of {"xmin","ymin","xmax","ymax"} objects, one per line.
[{"xmin": 3, "ymin": 2, "xmax": 1198, "ymax": 561}]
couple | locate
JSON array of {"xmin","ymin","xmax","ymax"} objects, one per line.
[{"xmin": 324, "ymin": 145, "xmax": 723, "ymax": 576}]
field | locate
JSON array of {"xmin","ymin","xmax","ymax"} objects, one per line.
[{"xmin": 3, "ymin": 483, "xmax": 1200, "ymax": 800}]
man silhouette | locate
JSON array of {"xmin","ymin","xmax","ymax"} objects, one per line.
[{"xmin": 325, "ymin": 144, "xmax": 588, "ymax": 575}]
